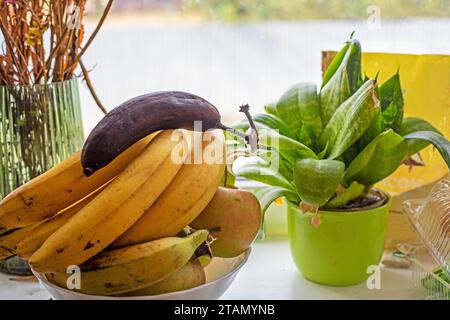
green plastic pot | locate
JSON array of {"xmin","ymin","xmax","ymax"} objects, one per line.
[{"xmin": 287, "ymin": 193, "xmax": 391, "ymax": 286}]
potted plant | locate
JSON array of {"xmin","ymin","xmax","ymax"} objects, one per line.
[
  {"xmin": 229, "ymin": 35, "xmax": 450, "ymax": 286},
  {"xmin": 0, "ymin": 0, "xmax": 112, "ymax": 275}
]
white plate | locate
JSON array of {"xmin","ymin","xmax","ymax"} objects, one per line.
[{"xmin": 32, "ymin": 248, "xmax": 251, "ymax": 300}]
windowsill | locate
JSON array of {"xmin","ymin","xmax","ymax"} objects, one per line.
[{"xmin": 0, "ymin": 240, "xmax": 421, "ymax": 300}]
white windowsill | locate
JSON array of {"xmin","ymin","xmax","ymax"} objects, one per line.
[{"xmin": 0, "ymin": 240, "xmax": 421, "ymax": 300}]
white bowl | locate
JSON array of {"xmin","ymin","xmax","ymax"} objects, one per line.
[{"xmin": 32, "ymin": 248, "xmax": 251, "ymax": 300}]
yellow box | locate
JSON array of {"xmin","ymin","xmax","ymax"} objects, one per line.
[{"xmin": 362, "ymin": 53, "xmax": 450, "ymax": 195}]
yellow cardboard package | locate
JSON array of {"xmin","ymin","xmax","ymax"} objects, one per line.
[{"xmin": 362, "ymin": 53, "xmax": 450, "ymax": 248}]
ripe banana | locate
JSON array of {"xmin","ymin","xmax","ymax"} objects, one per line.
[
  {"xmin": 195, "ymin": 242, "xmax": 213, "ymax": 268},
  {"xmin": 0, "ymin": 134, "xmax": 156, "ymax": 228},
  {"xmin": 30, "ymin": 130, "xmax": 189, "ymax": 272},
  {"xmin": 81, "ymin": 91, "xmax": 233, "ymax": 175},
  {"xmin": 16, "ymin": 183, "xmax": 109, "ymax": 260},
  {"xmin": 111, "ymin": 130, "xmax": 225, "ymax": 248},
  {"xmin": 0, "ymin": 224, "xmax": 39, "ymax": 261},
  {"xmin": 197, "ymin": 254, "xmax": 212, "ymax": 268},
  {"xmin": 122, "ymin": 259, "xmax": 206, "ymax": 296},
  {"xmin": 45, "ymin": 230, "xmax": 209, "ymax": 296},
  {"xmin": 176, "ymin": 227, "xmax": 212, "ymax": 267}
]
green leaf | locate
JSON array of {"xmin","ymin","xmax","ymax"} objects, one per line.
[
  {"xmin": 320, "ymin": 39, "xmax": 362, "ymax": 125},
  {"xmin": 233, "ymin": 113, "xmax": 295, "ymax": 140},
  {"xmin": 341, "ymin": 143, "xmax": 359, "ymax": 167},
  {"xmin": 400, "ymin": 117, "xmax": 442, "ymax": 157},
  {"xmin": 344, "ymin": 129, "xmax": 408, "ymax": 186},
  {"xmin": 321, "ymin": 42, "xmax": 351, "ymax": 88},
  {"xmin": 381, "ymin": 102, "xmax": 397, "ymax": 129},
  {"xmin": 322, "ymin": 39, "xmax": 362, "ymax": 92},
  {"xmin": 232, "ymin": 155, "xmax": 296, "ymax": 191},
  {"xmin": 264, "ymin": 102, "xmax": 279, "ymax": 117},
  {"xmin": 359, "ymin": 111, "xmax": 383, "ymax": 149},
  {"xmin": 293, "ymin": 158, "xmax": 345, "ymax": 207},
  {"xmin": 259, "ymin": 149, "xmax": 293, "ymax": 182},
  {"xmin": 232, "ymin": 121, "xmax": 250, "ymax": 132},
  {"xmin": 258, "ymin": 129, "xmax": 318, "ymax": 166},
  {"xmin": 297, "ymin": 125, "xmax": 316, "ymax": 150},
  {"xmin": 404, "ymin": 131, "xmax": 450, "ymax": 170},
  {"xmin": 253, "ymin": 186, "xmax": 299, "ymax": 214},
  {"xmin": 254, "ymin": 114, "xmax": 292, "ymax": 137},
  {"xmin": 378, "ymin": 72, "xmax": 404, "ymax": 132},
  {"xmin": 320, "ymin": 80, "xmax": 380, "ymax": 159},
  {"xmin": 276, "ymin": 82, "xmax": 322, "ymax": 139},
  {"xmin": 325, "ymin": 181, "xmax": 365, "ymax": 209},
  {"xmin": 220, "ymin": 168, "xmax": 236, "ymax": 188}
]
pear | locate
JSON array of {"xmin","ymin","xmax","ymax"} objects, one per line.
[{"xmin": 191, "ymin": 187, "xmax": 261, "ymax": 258}]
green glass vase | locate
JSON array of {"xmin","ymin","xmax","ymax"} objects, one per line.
[{"xmin": 0, "ymin": 78, "xmax": 84, "ymax": 275}]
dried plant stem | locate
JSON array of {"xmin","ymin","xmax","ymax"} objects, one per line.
[
  {"xmin": 80, "ymin": 58, "xmax": 107, "ymax": 115},
  {"xmin": 0, "ymin": 0, "xmax": 112, "ymax": 89},
  {"xmin": 67, "ymin": 0, "xmax": 113, "ymax": 73}
]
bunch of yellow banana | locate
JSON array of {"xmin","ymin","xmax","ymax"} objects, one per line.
[
  {"xmin": 122, "ymin": 259, "xmax": 206, "ymax": 296},
  {"xmin": 0, "ymin": 134, "xmax": 156, "ymax": 228},
  {"xmin": 29, "ymin": 130, "xmax": 190, "ymax": 272},
  {"xmin": 0, "ymin": 128, "xmax": 232, "ymax": 296},
  {"xmin": 46, "ymin": 230, "xmax": 209, "ymax": 296}
]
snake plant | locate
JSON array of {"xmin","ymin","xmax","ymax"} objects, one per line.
[{"xmin": 230, "ymin": 36, "xmax": 450, "ymax": 219}]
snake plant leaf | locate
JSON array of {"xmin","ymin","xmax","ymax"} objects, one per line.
[
  {"xmin": 404, "ymin": 131, "xmax": 450, "ymax": 169},
  {"xmin": 232, "ymin": 121, "xmax": 249, "ymax": 132},
  {"xmin": 325, "ymin": 181, "xmax": 365, "ymax": 209},
  {"xmin": 264, "ymin": 102, "xmax": 279, "ymax": 117},
  {"xmin": 382, "ymin": 102, "xmax": 398, "ymax": 130},
  {"xmin": 258, "ymin": 129, "xmax": 318, "ymax": 166},
  {"xmin": 259, "ymin": 149, "xmax": 293, "ymax": 182},
  {"xmin": 293, "ymin": 158, "xmax": 345, "ymax": 207},
  {"xmin": 253, "ymin": 186, "xmax": 300, "ymax": 214},
  {"xmin": 276, "ymin": 83, "xmax": 323, "ymax": 139},
  {"xmin": 320, "ymin": 80, "xmax": 380, "ymax": 159},
  {"xmin": 400, "ymin": 117, "xmax": 442, "ymax": 157},
  {"xmin": 344, "ymin": 129, "xmax": 408, "ymax": 186},
  {"xmin": 297, "ymin": 125, "xmax": 316, "ymax": 150},
  {"xmin": 220, "ymin": 168, "xmax": 236, "ymax": 188},
  {"xmin": 232, "ymin": 155, "xmax": 296, "ymax": 192},
  {"xmin": 359, "ymin": 110, "xmax": 383, "ymax": 148},
  {"xmin": 341, "ymin": 143, "xmax": 359, "ymax": 167},
  {"xmin": 320, "ymin": 38, "xmax": 362, "ymax": 125},
  {"xmin": 234, "ymin": 113, "xmax": 295, "ymax": 140},
  {"xmin": 378, "ymin": 73, "xmax": 404, "ymax": 132},
  {"xmin": 253, "ymin": 114, "xmax": 293, "ymax": 138}
]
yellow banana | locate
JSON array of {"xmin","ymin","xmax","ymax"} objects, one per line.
[
  {"xmin": 0, "ymin": 134, "xmax": 157, "ymax": 228},
  {"xmin": 198, "ymin": 254, "xmax": 213, "ymax": 268},
  {"xmin": 121, "ymin": 259, "xmax": 206, "ymax": 296},
  {"xmin": 16, "ymin": 183, "xmax": 109, "ymax": 260},
  {"xmin": 195, "ymin": 241, "xmax": 213, "ymax": 268},
  {"xmin": 30, "ymin": 130, "xmax": 189, "ymax": 272},
  {"xmin": 111, "ymin": 129, "xmax": 225, "ymax": 248},
  {"xmin": 0, "ymin": 223, "xmax": 39, "ymax": 261},
  {"xmin": 45, "ymin": 230, "xmax": 208, "ymax": 296}
]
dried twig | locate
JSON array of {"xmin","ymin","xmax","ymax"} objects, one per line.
[
  {"xmin": 66, "ymin": 0, "xmax": 113, "ymax": 73},
  {"xmin": 0, "ymin": 0, "xmax": 112, "ymax": 99},
  {"xmin": 80, "ymin": 58, "xmax": 107, "ymax": 114}
]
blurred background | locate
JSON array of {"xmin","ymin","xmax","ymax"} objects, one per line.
[{"xmin": 79, "ymin": 0, "xmax": 450, "ymax": 135}]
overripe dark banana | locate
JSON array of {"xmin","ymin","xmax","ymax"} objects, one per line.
[{"xmin": 81, "ymin": 91, "xmax": 245, "ymax": 176}]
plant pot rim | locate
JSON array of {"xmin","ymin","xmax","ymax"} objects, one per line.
[{"xmin": 288, "ymin": 189, "xmax": 392, "ymax": 216}]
